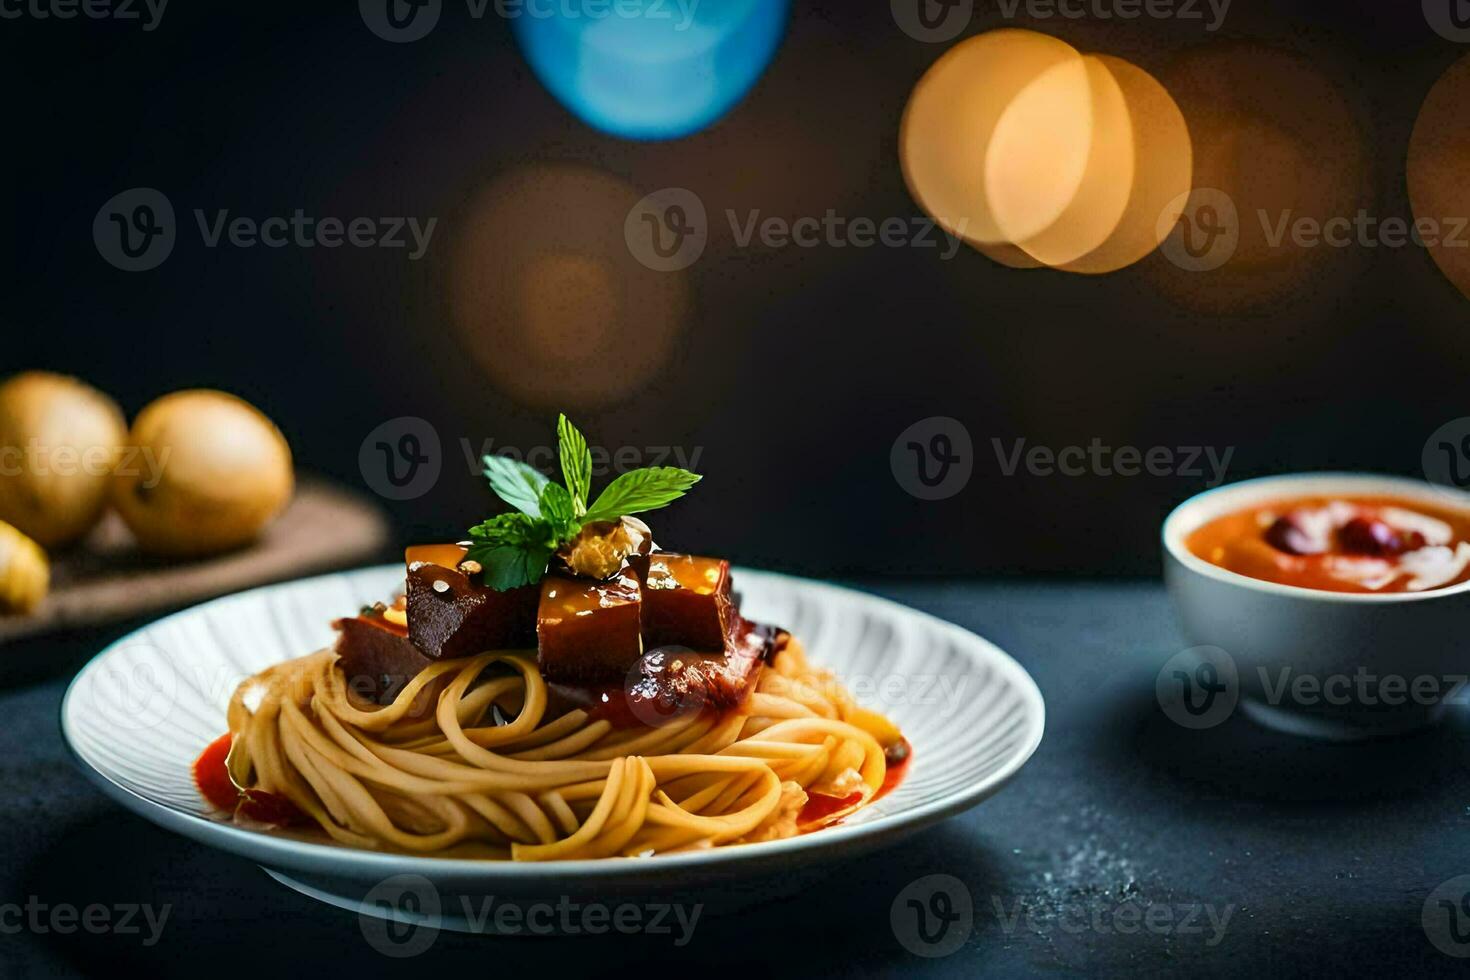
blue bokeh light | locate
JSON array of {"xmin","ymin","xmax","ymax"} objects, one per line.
[{"xmin": 511, "ymin": 0, "xmax": 790, "ymax": 141}]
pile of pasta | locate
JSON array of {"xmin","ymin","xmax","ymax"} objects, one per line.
[{"xmin": 224, "ymin": 640, "xmax": 901, "ymax": 860}]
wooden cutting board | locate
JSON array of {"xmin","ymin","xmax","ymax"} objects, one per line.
[{"xmin": 0, "ymin": 479, "xmax": 391, "ymax": 644}]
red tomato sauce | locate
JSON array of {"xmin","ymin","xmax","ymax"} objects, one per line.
[
  {"xmin": 799, "ymin": 738, "xmax": 912, "ymax": 827},
  {"xmin": 1186, "ymin": 496, "xmax": 1470, "ymax": 594},
  {"xmin": 193, "ymin": 733, "xmax": 304, "ymax": 826}
]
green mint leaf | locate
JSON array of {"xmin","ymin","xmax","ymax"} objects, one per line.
[
  {"xmin": 537, "ymin": 483, "xmax": 579, "ymax": 541},
  {"xmin": 557, "ymin": 414, "xmax": 592, "ymax": 516},
  {"xmin": 465, "ymin": 513, "xmax": 558, "ymax": 591},
  {"xmin": 482, "ymin": 454, "xmax": 551, "ymax": 518},
  {"xmin": 467, "ymin": 543, "xmax": 554, "ymax": 591},
  {"xmin": 466, "ymin": 512, "xmax": 544, "ymax": 548},
  {"xmin": 584, "ymin": 467, "xmax": 702, "ymax": 523}
]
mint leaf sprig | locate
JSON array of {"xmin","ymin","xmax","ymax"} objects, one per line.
[{"xmin": 464, "ymin": 415, "xmax": 700, "ymax": 590}]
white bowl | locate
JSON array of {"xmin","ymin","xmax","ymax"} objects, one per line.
[
  {"xmin": 61, "ymin": 565, "xmax": 1045, "ymax": 932},
  {"xmin": 1163, "ymin": 473, "xmax": 1470, "ymax": 739}
]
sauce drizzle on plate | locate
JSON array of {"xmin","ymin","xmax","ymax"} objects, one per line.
[{"xmin": 194, "ymin": 733, "xmax": 303, "ymax": 826}]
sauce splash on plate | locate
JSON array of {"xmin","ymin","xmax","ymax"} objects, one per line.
[
  {"xmin": 799, "ymin": 738, "xmax": 912, "ymax": 828},
  {"xmin": 194, "ymin": 733, "xmax": 303, "ymax": 826}
]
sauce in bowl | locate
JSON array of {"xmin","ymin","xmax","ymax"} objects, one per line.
[{"xmin": 1186, "ymin": 495, "xmax": 1470, "ymax": 594}]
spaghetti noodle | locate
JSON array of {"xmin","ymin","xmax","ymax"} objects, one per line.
[{"xmin": 214, "ymin": 637, "xmax": 907, "ymax": 861}]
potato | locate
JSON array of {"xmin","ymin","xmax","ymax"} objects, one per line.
[
  {"xmin": 0, "ymin": 371, "xmax": 127, "ymax": 548},
  {"xmin": 0, "ymin": 519, "xmax": 49, "ymax": 614},
  {"xmin": 112, "ymin": 390, "xmax": 293, "ymax": 557}
]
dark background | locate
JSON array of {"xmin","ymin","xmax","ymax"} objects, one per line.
[
  {"xmin": 6, "ymin": 5, "xmax": 1470, "ymax": 977},
  {"xmin": 6, "ymin": 0, "xmax": 1470, "ymax": 579}
]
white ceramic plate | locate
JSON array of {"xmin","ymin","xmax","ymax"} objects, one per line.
[{"xmin": 62, "ymin": 566, "xmax": 1044, "ymax": 927}]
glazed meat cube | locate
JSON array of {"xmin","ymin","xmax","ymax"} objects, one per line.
[
  {"xmin": 405, "ymin": 545, "xmax": 538, "ymax": 660},
  {"xmin": 537, "ymin": 570, "xmax": 644, "ymax": 683},
  {"xmin": 333, "ymin": 614, "xmax": 433, "ymax": 708},
  {"xmin": 625, "ymin": 617, "xmax": 786, "ymax": 719},
  {"xmin": 639, "ymin": 552, "xmax": 733, "ymax": 652},
  {"xmin": 549, "ymin": 616, "xmax": 788, "ymax": 727}
]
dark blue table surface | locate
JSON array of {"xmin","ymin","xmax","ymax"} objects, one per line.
[{"xmin": 3, "ymin": 580, "xmax": 1467, "ymax": 978}]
